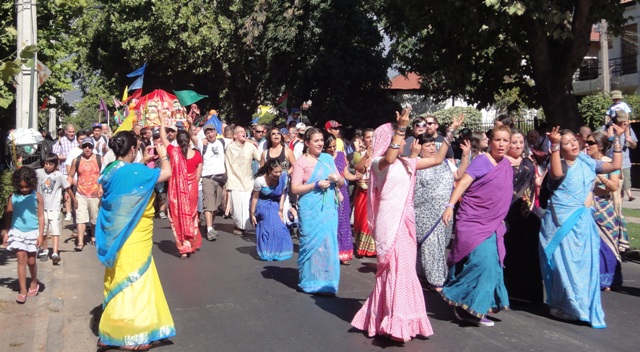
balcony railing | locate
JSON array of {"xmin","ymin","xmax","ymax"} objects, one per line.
[{"xmin": 573, "ymin": 55, "xmax": 638, "ymax": 81}]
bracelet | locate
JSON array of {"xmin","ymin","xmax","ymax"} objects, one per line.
[
  {"xmin": 397, "ymin": 126, "xmax": 407, "ymax": 132},
  {"xmin": 389, "ymin": 143, "xmax": 401, "ymax": 149},
  {"xmin": 314, "ymin": 180, "xmax": 320, "ymax": 190},
  {"xmin": 159, "ymin": 156, "xmax": 169, "ymax": 162},
  {"xmin": 445, "ymin": 203, "xmax": 455, "ymax": 209},
  {"xmin": 550, "ymin": 144, "xmax": 560, "ymax": 152},
  {"xmin": 613, "ymin": 150, "xmax": 622, "ymax": 153}
]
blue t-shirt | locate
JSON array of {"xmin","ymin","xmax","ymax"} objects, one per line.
[{"xmin": 11, "ymin": 191, "xmax": 38, "ymax": 232}]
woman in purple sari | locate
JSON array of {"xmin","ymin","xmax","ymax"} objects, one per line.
[
  {"xmin": 441, "ymin": 125, "xmax": 513, "ymax": 327},
  {"xmin": 323, "ymin": 133, "xmax": 360, "ymax": 264}
]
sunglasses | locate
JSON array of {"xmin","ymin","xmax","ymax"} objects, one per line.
[
  {"xmin": 255, "ymin": 130, "xmax": 265, "ymax": 133},
  {"xmin": 413, "ymin": 122, "xmax": 427, "ymax": 128},
  {"xmin": 165, "ymin": 129, "xmax": 176, "ymax": 133},
  {"xmin": 585, "ymin": 140, "xmax": 598, "ymax": 146},
  {"xmin": 82, "ymin": 144, "xmax": 93, "ymax": 149},
  {"xmin": 271, "ymin": 132, "xmax": 281, "ymax": 136}
]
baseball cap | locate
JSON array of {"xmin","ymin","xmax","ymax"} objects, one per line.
[
  {"xmin": 175, "ymin": 121, "xmax": 186, "ymax": 130},
  {"xmin": 280, "ymin": 128, "xmax": 289, "ymax": 135},
  {"xmin": 203, "ymin": 123, "xmax": 216, "ymax": 132},
  {"xmin": 92, "ymin": 123, "xmax": 102, "ymax": 129},
  {"xmin": 291, "ymin": 108, "xmax": 301, "ymax": 114},
  {"xmin": 296, "ymin": 122, "xmax": 307, "ymax": 131},
  {"xmin": 324, "ymin": 120, "xmax": 342, "ymax": 130},
  {"xmin": 81, "ymin": 137, "xmax": 94, "ymax": 146}
]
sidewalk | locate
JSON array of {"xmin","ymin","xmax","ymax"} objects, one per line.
[{"xmin": 0, "ymin": 220, "xmax": 102, "ymax": 352}]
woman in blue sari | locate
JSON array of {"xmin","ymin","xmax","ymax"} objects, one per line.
[
  {"xmin": 250, "ymin": 159, "xmax": 293, "ymax": 261},
  {"xmin": 291, "ymin": 127, "xmax": 344, "ymax": 294},
  {"xmin": 95, "ymin": 131, "xmax": 175, "ymax": 350},
  {"xmin": 540, "ymin": 126, "xmax": 623, "ymax": 329}
]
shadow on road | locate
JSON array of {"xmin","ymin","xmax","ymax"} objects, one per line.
[
  {"xmin": 154, "ymin": 240, "xmax": 179, "ymax": 258},
  {"xmin": 236, "ymin": 246, "xmax": 261, "ymax": 260},
  {"xmin": 612, "ymin": 285, "xmax": 640, "ymax": 297},
  {"xmin": 260, "ymin": 266, "xmax": 298, "ymax": 290},
  {"xmin": 89, "ymin": 304, "xmax": 102, "ymax": 337},
  {"xmin": 356, "ymin": 262, "xmax": 376, "ymax": 274},
  {"xmin": 311, "ymin": 295, "xmax": 363, "ymax": 324}
]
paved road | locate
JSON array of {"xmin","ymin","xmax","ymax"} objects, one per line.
[{"xmin": 1, "ymin": 215, "xmax": 640, "ymax": 351}]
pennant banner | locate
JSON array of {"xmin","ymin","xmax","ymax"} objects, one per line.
[
  {"xmin": 173, "ymin": 90, "xmax": 208, "ymax": 107},
  {"xmin": 128, "ymin": 75, "xmax": 144, "ymax": 91},
  {"xmin": 126, "ymin": 63, "xmax": 146, "ymax": 78}
]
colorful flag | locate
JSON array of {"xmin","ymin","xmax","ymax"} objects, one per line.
[
  {"xmin": 40, "ymin": 97, "xmax": 48, "ymax": 111},
  {"xmin": 122, "ymin": 86, "xmax": 128, "ymax": 102},
  {"xmin": 113, "ymin": 97, "xmax": 123, "ymax": 109},
  {"xmin": 99, "ymin": 97, "xmax": 108, "ymax": 114},
  {"xmin": 126, "ymin": 63, "xmax": 146, "ymax": 78},
  {"xmin": 128, "ymin": 75, "xmax": 144, "ymax": 91},
  {"xmin": 204, "ymin": 112, "xmax": 223, "ymax": 137},
  {"xmin": 275, "ymin": 92, "xmax": 288, "ymax": 108},
  {"xmin": 125, "ymin": 89, "xmax": 142, "ymax": 103},
  {"xmin": 173, "ymin": 90, "xmax": 208, "ymax": 107}
]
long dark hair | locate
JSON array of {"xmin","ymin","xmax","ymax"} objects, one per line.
[
  {"xmin": 176, "ymin": 130, "xmax": 191, "ymax": 157},
  {"xmin": 12, "ymin": 166, "xmax": 37, "ymax": 193},
  {"xmin": 255, "ymin": 159, "xmax": 283, "ymax": 178},
  {"xmin": 266, "ymin": 126, "xmax": 285, "ymax": 149}
]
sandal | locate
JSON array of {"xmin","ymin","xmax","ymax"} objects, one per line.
[
  {"xmin": 74, "ymin": 245, "xmax": 84, "ymax": 252},
  {"xmin": 27, "ymin": 283, "xmax": 39, "ymax": 297},
  {"xmin": 16, "ymin": 293, "xmax": 27, "ymax": 304}
]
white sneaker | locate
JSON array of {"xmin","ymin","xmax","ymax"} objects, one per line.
[
  {"xmin": 64, "ymin": 213, "xmax": 72, "ymax": 221},
  {"xmin": 158, "ymin": 212, "xmax": 167, "ymax": 219},
  {"xmin": 51, "ymin": 253, "xmax": 61, "ymax": 265},
  {"xmin": 38, "ymin": 249, "xmax": 49, "ymax": 258}
]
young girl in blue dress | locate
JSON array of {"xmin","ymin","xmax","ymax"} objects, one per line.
[{"xmin": 2, "ymin": 167, "xmax": 44, "ymax": 304}]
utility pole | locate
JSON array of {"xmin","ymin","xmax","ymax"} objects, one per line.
[
  {"xmin": 15, "ymin": 0, "xmax": 38, "ymax": 129},
  {"xmin": 600, "ymin": 20, "xmax": 610, "ymax": 95}
]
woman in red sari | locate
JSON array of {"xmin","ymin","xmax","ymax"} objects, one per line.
[
  {"xmin": 160, "ymin": 115, "xmax": 203, "ymax": 258},
  {"xmin": 352, "ymin": 128, "xmax": 375, "ymax": 257}
]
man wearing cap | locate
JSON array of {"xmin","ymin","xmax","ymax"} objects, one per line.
[
  {"xmin": 280, "ymin": 128, "xmax": 291, "ymax": 145},
  {"xmin": 286, "ymin": 108, "xmax": 302, "ymax": 125},
  {"xmin": 225, "ymin": 126, "xmax": 261, "ymax": 235},
  {"xmin": 91, "ymin": 123, "xmax": 109, "ymax": 156},
  {"xmin": 193, "ymin": 123, "xmax": 226, "ymax": 241},
  {"xmin": 606, "ymin": 90, "xmax": 632, "ymax": 124},
  {"xmin": 604, "ymin": 109, "xmax": 638, "ymax": 201},
  {"xmin": 165, "ymin": 124, "xmax": 178, "ymax": 146},
  {"xmin": 67, "ymin": 136, "xmax": 103, "ymax": 251},
  {"xmin": 290, "ymin": 123, "xmax": 306, "ymax": 159},
  {"xmin": 324, "ymin": 120, "xmax": 345, "ymax": 152}
]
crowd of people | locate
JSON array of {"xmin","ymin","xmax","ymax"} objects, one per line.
[{"xmin": 1, "ymin": 90, "xmax": 636, "ymax": 348}]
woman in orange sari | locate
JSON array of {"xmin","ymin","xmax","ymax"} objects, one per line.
[{"xmin": 160, "ymin": 116, "xmax": 203, "ymax": 258}]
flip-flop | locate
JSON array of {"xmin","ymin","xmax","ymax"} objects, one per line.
[
  {"xmin": 118, "ymin": 344, "xmax": 151, "ymax": 351},
  {"xmin": 27, "ymin": 283, "xmax": 39, "ymax": 297},
  {"xmin": 74, "ymin": 245, "xmax": 84, "ymax": 252},
  {"xmin": 16, "ymin": 294, "xmax": 27, "ymax": 304}
]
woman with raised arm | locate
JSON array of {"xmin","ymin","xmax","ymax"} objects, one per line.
[
  {"xmin": 351, "ymin": 109, "xmax": 463, "ymax": 342},
  {"xmin": 96, "ymin": 131, "xmax": 175, "ymax": 350},
  {"xmin": 441, "ymin": 124, "xmax": 513, "ymax": 327},
  {"xmin": 291, "ymin": 128, "xmax": 344, "ymax": 295},
  {"xmin": 412, "ymin": 134, "xmax": 470, "ymax": 291},
  {"xmin": 539, "ymin": 126, "xmax": 623, "ymax": 328}
]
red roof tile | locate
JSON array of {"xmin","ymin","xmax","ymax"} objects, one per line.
[{"xmin": 389, "ymin": 72, "xmax": 422, "ymax": 90}]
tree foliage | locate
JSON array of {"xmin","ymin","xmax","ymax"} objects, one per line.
[
  {"xmin": 433, "ymin": 106, "xmax": 483, "ymax": 130},
  {"xmin": 380, "ymin": 0, "xmax": 632, "ymax": 130},
  {"xmin": 73, "ymin": 0, "xmax": 397, "ymax": 128},
  {"xmin": 0, "ymin": 0, "xmax": 86, "ymax": 129},
  {"xmin": 578, "ymin": 93, "xmax": 610, "ymax": 129}
]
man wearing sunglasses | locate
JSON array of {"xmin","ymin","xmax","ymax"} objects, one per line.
[
  {"xmin": 402, "ymin": 116, "xmax": 454, "ymax": 160},
  {"xmin": 67, "ymin": 137, "xmax": 103, "ymax": 251}
]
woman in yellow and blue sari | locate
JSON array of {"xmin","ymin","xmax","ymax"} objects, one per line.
[
  {"xmin": 291, "ymin": 127, "xmax": 344, "ymax": 295},
  {"xmin": 95, "ymin": 131, "xmax": 174, "ymax": 350}
]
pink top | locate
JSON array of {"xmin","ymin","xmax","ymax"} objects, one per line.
[{"xmin": 291, "ymin": 154, "xmax": 318, "ymax": 185}]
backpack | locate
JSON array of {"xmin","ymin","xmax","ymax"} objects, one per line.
[{"xmin": 75, "ymin": 154, "xmax": 102, "ymax": 171}]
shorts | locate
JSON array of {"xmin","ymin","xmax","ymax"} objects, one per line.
[
  {"xmin": 202, "ymin": 177, "xmax": 224, "ymax": 212},
  {"xmin": 76, "ymin": 194, "xmax": 99, "ymax": 224},
  {"xmin": 622, "ymin": 168, "xmax": 632, "ymax": 191},
  {"xmin": 44, "ymin": 210, "xmax": 61, "ymax": 236}
]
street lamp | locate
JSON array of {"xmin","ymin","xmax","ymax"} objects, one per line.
[{"xmin": 15, "ymin": 0, "xmax": 37, "ymax": 129}]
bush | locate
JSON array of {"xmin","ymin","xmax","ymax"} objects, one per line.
[
  {"xmin": 433, "ymin": 106, "xmax": 483, "ymax": 131},
  {"xmin": 578, "ymin": 93, "xmax": 609, "ymax": 130},
  {"xmin": 0, "ymin": 169, "xmax": 14, "ymax": 221}
]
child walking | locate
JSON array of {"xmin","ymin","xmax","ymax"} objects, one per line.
[
  {"xmin": 36, "ymin": 153, "xmax": 77, "ymax": 265},
  {"xmin": 2, "ymin": 167, "xmax": 44, "ymax": 304}
]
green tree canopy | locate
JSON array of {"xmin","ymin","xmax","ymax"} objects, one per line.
[{"xmin": 381, "ymin": 0, "xmax": 632, "ymax": 130}]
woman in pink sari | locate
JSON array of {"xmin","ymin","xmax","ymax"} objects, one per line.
[
  {"xmin": 351, "ymin": 109, "xmax": 463, "ymax": 342},
  {"xmin": 160, "ymin": 116, "xmax": 203, "ymax": 258}
]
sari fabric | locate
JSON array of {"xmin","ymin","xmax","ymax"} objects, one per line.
[
  {"xmin": 352, "ymin": 123, "xmax": 433, "ymax": 340},
  {"xmin": 441, "ymin": 155, "xmax": 513, "ymax": 317},
  {"xmin": 297, "ymin": 153, "xmax": 340, "ymax": 293},
  {"xmin": 167, "ymin": 146, "xmax": 201, "ymax": 255},
  {"xmin": 334, "ymin": 151, "xmax": 354, "ymax": 261},
  {"xmin": 255, "ymin": 173, "xmax": 293, "ymax": 261},
  {"xmin": 352, "ymin": 152, "xmax": 375, "ymax": 256},
  {"xmin": 96, "ymin": 161, "xmax": 176, "ymax": 346},
  {"xmin": 539, "ymin": 153, "xmax": 606, "ymax": 328}
]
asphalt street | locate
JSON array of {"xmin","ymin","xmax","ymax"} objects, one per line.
[{"xmin": 1, "ymin": 215, "xmax": 640, "ymax": 352}]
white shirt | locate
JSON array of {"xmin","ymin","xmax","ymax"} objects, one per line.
[{"xmin": 198, "ymin": 139, "xmax": 226, "ymax": 176}]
